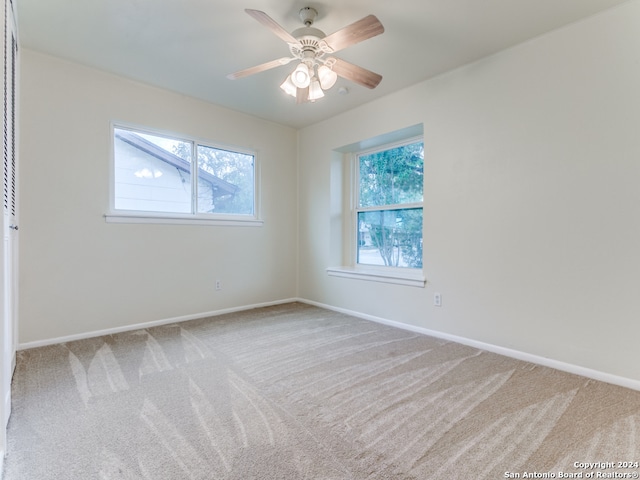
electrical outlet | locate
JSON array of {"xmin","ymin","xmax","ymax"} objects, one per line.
[
  {"xmin": 215, "ymin": 280, "xmax": 222, "ymax": 291},
  {"xmin": 434, "ymin": 293, "xmax": 442, "ymax": 307}
]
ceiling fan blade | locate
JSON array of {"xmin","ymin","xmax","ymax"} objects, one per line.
[
  {"xmin": 245, "ymin": 9, "xmax": 298, "ymax": 44},
  {"xmin": 330, "ymin": 58, "xmax": 382, "ymax": 89},
  {"xmin": 296, "ymin": 86, "xmax": 309, "ymax": 104},
  {"xmin": 322, "ymin": 15, "xmax": 384, "ymax": 53},
  {"xmin": 227, "ymin": 57, "xmax": 294, "ymax": 80}
]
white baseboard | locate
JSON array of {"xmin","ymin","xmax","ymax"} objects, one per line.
[
  {"xmin": 297, "ymin": 298, "xmax": 640, "ymax": 393},
  {"xmin": 18, "ymin": 297, "xmax": 640, "ymax": 393},
  {"xmin": 18, "ymin": 298, "xmax": 298, "ymax": 351}
]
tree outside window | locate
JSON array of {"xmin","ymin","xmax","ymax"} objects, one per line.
[{"xmin": 356, "ymin": 140, "xmax": 424, "ymax": 269}]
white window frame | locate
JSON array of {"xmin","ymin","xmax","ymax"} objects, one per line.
[
  {"xmin": 105, "ymin": 123, "xmax": 262, "ymax": 226},
  {"xmin": 327, "ymin": 133, "xmax": 426, "ymax": 287}
]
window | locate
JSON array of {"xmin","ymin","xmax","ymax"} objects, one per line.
[
  {"xmin": 356, "ymin": 139, "xmax": 424, "ymax": 269},
  {"xmin": 108, "ymin": 125, "xmax": 259, "ymax": 225}
]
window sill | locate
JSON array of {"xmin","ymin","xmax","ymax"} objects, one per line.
[
  {"xmin": 105, "ymin": 212, "xmax": 263, "ymax": 226},
  {"xmin": 326, "ymin": 266, "xmax": 426, "ymax": 288}
]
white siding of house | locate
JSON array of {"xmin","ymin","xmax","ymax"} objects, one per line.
[{"xmin": 113, "ymin": 138, "xmax": 193, "ymax": 213}]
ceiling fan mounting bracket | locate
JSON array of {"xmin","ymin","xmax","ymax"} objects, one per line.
[{"xmin": 299, "ymin": 7, "xmax": 318, "ymax": 27}]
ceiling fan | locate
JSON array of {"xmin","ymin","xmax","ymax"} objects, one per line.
[{"xmin": 227, "ymin": 7, "xmax": 384, "ymax": 103}]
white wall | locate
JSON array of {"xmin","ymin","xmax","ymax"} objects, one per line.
[
  {"xmin": 19, "ymin": 50, "xmax": 298, "ymax": 344},
  {"xmin": 298, "ymin": 1, "xmax": 640, "ymax": 381}
]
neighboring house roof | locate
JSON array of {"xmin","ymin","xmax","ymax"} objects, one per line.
[{"xmin": 115, "ymin": 130, "xmax": 238, "ymax": 198}]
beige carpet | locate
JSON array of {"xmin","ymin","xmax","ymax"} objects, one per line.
[{"xmin": 4, "ymin": 302, "xmax": 640, "ymax": 479}]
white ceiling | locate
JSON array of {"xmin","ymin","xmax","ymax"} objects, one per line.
[{"xmin": 16, "ymin": 0, "xmax": 629, "ymax": 129}]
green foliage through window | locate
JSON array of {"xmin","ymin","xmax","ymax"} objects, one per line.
[
  {"xmin": 357, "ymin": 140, "xmax": 424, "ymax": 269},
  {"xmin": 173, "ymin": 143, "xmax": 254, "ymax": 215}
]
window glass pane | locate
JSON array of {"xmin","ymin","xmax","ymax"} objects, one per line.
[
  {"xmin": 114, "ymin": 128, "xmax": 192, "ymax": 213},
  {"xmin": 113, "ymin": 126, "xmax": 257, "ymax": 219},
  {"xmin": 357, "ymin": 208, "xmax": 423, "ymax": 268},
  {"xmin": 358, "ymin": 141, "xmax": 424, "ymax": 208},
  {"xmin": 196, "ymin": 145, "xmax": 254, "ymax": 215}
]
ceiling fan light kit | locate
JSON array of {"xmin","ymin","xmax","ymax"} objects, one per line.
[
  {"xmin": 317, "ymin": 65, "xmax": 338, "ymax": 90},
  {"xmin": 228, "ymin": 7, "xmax": 384, "ymax": 104},
  {"xmin": 291, "ymin": 63, "xmax": 311, "ymax": 88},
  {"xmin": 308, "ymin": 78, "xmax": 325, "ymax": 101},
  {"xmin": 279, "ymin": 76, "xmax": 297, "ymax": 96}
]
